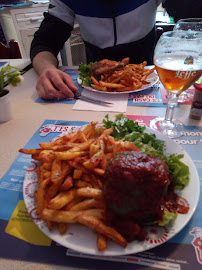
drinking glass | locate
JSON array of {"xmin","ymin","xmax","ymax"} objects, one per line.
[
  {"xmin": 174, "ymin": 18, "xmax": 202, "ymax": 32},
  {"xmin": 174, "ymin": 18, "xmax": 202, "ymax": 102},
  {"xmin": 150, "ymin": 31, "xmax": 202, "ymax": 138}
]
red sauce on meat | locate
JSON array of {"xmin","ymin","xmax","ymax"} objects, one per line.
[{"xmin": 103, "ymin": 151, "xmax": 189, "ymax": 242}]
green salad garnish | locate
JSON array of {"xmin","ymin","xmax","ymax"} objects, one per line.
[
  {"xmin": 78, "ymin": 62, "xmax": 101, "ymax": 86},
  {"xmin": 157, "ymin": 211, "xmax": 178, "ymax": 226},
  {"xmin": 103, "ymin": 113, "xmax": 145, "ymax": 140}
]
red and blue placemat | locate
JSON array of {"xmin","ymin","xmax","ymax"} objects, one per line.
[
  {"xmin": 0, "ymin": 116, "xmax": 201, "ymax": 269},
  {"xmin": 35, "ymin": 70, "xmax": 168, "ymax": 107}
]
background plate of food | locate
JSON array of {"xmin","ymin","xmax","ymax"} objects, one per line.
[
  {"xmin": 78, "ymin": 58, "xmax": 159, "ymax": 94},
  {"xmin": 22, "ymin": 115, "xmax": 199, "ymax": 256}
]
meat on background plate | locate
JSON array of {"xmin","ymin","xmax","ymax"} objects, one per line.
[{"xmin": 90, "ymin": 57, "xmax": 130, "ymax": 76}]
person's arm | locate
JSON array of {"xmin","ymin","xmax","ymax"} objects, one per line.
[
  {"xmin": 32, "ymin": 51, "xmax": 58, "ymax": 75},
  {"xmin": 31, "ymin": 12, "xmax": 77, "ymax": 99},
  {"xmin": 33, "ymin": 51, "xmax": 77, "ymax": 99}
]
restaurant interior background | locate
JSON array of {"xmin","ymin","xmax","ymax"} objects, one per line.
[
  {"xmin": 1, "ymin": 2, "xmax": 202, "ymax": 270},
  {"xmin": 0, "ymin": 0, "xmax": 175, "ymax": 65}
]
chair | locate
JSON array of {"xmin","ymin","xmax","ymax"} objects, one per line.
[
  {"xmin": 156, "ymin": 27, "xmax": 164, "ymax": 44},
  {"xmin": 0, "ymin": 39, "xmax": 22, "ymax": 59},
  {"xmin": 155, "ymin": 24, "xmax": 175, "ymax": 45}
]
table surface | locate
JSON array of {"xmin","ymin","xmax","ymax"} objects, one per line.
[{"xmin": 0, "ymin": 59, "xmax": 201, "ymax": 270}]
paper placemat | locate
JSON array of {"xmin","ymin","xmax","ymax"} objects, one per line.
[
  {"xmin": 128, "ymin": 84, "xmax": 167, "ymax": 107},
  {"xmin": 0, "ymin": 61, "xmax": 7, "ymax": 68},
  {"xmin": 1, "ymin": 118, "xmax": 201, "ymax": 269},
  {"xmin": 0, "ymin": 3, "xmax": 33, "ymax": 9},
  {"xmin": 35, "ymin": 71, "xmax": 167, "ymax": 107},
  {"xmin": 35, "ymin": 73, "xmax": 80, "ymax": 104}
]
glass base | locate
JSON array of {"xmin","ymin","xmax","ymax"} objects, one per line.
[{"xmin": 150, "ymin": 117, "xmax": 184, "ymax": 138}]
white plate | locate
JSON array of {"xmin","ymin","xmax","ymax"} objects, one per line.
[
  {"xmin": 23, "ymin": 127, "xmax": 200, "ymax": 256},
  {"xmin": 78, "ymin": 70, "xmax": 159, "ymax": 94}
]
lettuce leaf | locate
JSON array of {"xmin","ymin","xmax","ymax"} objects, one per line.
[
  {"xmin": 124, "ymin": 131, "xmax": 165, "ymax": 158},
  {"xmin": 78, "ymin": 62, "xmax": 100, "ymax": 86},
  {"xmin": 157, "ymin": 211, "xmax": 178, "ymax": 226},
  {"xmin": 103, "ymin": 114, "xmax": 145, "ymax": 140},
  {"xmin": 164, "ymin": 154, "xmax": 190, "ymax": 189},
  {"xmin": 78, "ymin": 62, "xmax": 94, "ymax": 86}
]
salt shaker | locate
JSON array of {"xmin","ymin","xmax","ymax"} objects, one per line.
[{"xmin": 189, "ymin": 83, "xmax": 202, "ymax": 120}]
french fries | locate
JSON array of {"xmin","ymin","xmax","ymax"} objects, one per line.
[
  {"xmin": 90, "ymin": 62, "xmax": 155, "ymax": 92},
  {"xmin": 19, "ymin": 122, "xmax": 139, "ymax": 251},
  {"xmin": 76, "ymin": 215, "xmax": 127, "ymax": 248}
]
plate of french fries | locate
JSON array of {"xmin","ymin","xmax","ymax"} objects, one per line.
[
  {"xmin": 21, "ymin": 122, "xmax": 199, "ymax": 256},
  {"xmin": 78, "ymin": 64, "xmax": 158, "ymax": 94}
]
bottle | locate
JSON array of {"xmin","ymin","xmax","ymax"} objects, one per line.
[{"xmin": 189, "ymin": 83, "xmax": 202, "ymax": 120}]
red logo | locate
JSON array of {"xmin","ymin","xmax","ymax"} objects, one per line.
[
  {"xmin": 190, "ymin": 227, "xmax": 202, "ymax": 264},
  {"xmin": 39, "ymin": 124, "xmax": 79, "ymax": 137}
]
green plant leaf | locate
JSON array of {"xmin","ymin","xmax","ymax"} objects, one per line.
[{"xmin": 0, "ymin": 64, "xmax": 24, "ymax": 94}]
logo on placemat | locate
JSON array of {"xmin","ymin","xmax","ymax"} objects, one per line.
[
  {"xmin": 40, "ymin": 124, "xmax": 77, "ymax": 136},
  {"xmin": 190, "ymin": 227, "xmax": 202, "ymax": 264}
]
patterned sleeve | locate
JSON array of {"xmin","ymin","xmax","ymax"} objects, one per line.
[{"xmin": 30, "ymin": 8, "xmax": 73, "ymax": 61}]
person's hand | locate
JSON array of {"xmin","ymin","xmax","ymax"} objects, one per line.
[{"xmin": 36, "ymin": 67, "xmax": 78, "ymax": 100}]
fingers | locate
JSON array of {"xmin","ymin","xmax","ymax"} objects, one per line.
[
  {"xmin": 50, "ymin": 77, "xmax": 73, "ymax": 99},
  {"xmin": 63, "ymin": 74, "xmax": 78, "ymax": 92},
  {"xmin": 36, "ymin": 68, "xmax": 78, "ymax": 100},
  {"xmin": 45, "ymin": 79, "xmax": 67, "ymax": 99},
  {"xmin": 36, "ymin": 78, "xmax": 66, "ymax": 100}
]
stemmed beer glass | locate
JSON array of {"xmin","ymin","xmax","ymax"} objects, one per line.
[
  {"xmin": 174, "ymin": 18, "xmax": 202, "ymax": 102},
  {"xmin": 150, "ymin": 31, "xmax": 202, "ymax": 138}
]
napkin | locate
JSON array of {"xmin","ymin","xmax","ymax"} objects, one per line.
[
  {"xmin": 73, "ymin": 89, "xmax": 128, "ymax": 112},
  {"xmin": 5, "ymin": 200, "xmax": 51, "ymax": 246}
]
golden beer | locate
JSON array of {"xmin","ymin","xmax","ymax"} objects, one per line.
[
  {"xmin": 150, "ymin": 31, "xmax": 202, "ymax": 138},
  {"xmin": 155, "ymin": 55, "xmax": 202, "ymax": 94}
]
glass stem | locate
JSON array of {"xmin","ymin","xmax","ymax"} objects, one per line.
[{"xmin": 164, "ymin": 92, "xmax": 179, "ymax": 122}]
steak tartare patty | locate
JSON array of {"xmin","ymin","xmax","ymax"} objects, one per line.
[{"xmin": 103, "ymin": 151, "xmax": 176, "ymax": 241}]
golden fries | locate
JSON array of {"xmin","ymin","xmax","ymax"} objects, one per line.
[
  {"xmin": 36, "ymin": 177, "xmax": 51, "ymax": 215},
  {"xmin": 48, "ymin": 188, "xmax": 76, "ymax": 209},
  {"xmin": 99, "ymin": 81, "xmax": 125, "ymax": 89},
  {"xmin": 76, "ymin": 187, "xmax": 102, "ymax": 199},
  {"xmin": 42, "ymin": 208, "xmax": 103, "ymax": 223},
  {"xmin": 90, "ymin": 62, "xmax": 155, "ymax": 92},
  {"xmin": 69, "ymin": 198, "xmax": 104, "ymax": 211},
  {"xmin": 97, "ymin": 233, "xmax": 107, "ymax": 251},
  {"xmin": 20, "ymin": 122, "xmax": 140, "ymax": 251},
  {"xmin": 58, "ymin": 222, "xmax": 68, "ymax": 234},
  {"xmin": 76, "ymin": 215, "xmax": 127, "ymax": 248},
  {"xmin": 90, "ymin": 76, "xmax": 99, "ymax": 85}
]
